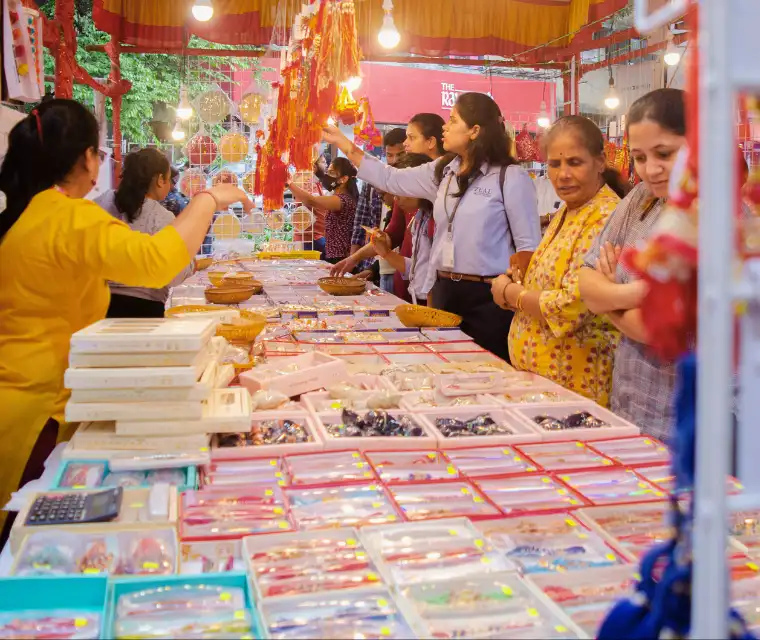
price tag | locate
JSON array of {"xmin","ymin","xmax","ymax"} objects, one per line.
[
  {"xmin": 269, "ymin": 459, "xmax": 277, "ymax": 466},
  {"xmin": 74, "ymin": 618, "xmax": 88, "ymax": 628},
  {"xmin": 234, "ymin": 610, "xmax": 246, "ymax": 620},
  {"xmin": 527, "ymin": 608, "xmax": 539, "ymax": 617},
  {"xmin": 501, "ymin": 585, "xmax": 513, "ymax": 596},
  {"xmin": 565, "ymin": 518, "xmax": 577, "ymax": 527},
  {"xmin": 265, "ymin": 489, "xmax": 273, "ymax": 497},
  {"xmin": 367, "ymin": 572, "xmax": 379, "ymax": 581},
  {"xmin": 220, "ymin": 592, "xmax": 232, "ymax": 602},
  {"xmin": 473, "ymin": 539, "xmax": 484, "ymax": 548},
  {"xmin": 442, "ymin": 233, "xmax": 455, "ymax": 269},
  {"xmin": 346, "ymin": 538, "xmax": 357, "ymax": 547},
  {"xmin": 273, "ymin": 507, "xmax": 284, "ymax": 515}
]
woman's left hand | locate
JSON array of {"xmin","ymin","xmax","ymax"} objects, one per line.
[
  {"xmin": 371, "ymin": 230, "xmax": 392, "ymax": 257},
  {"xmin": 491, "ymin": 273, "xmax": 513, "ymax": 309}
]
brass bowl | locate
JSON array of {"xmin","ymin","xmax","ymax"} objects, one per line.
[
  {"xmin": 194, "ymin": 257, "xmax": 213, "ymax": 271},
  {"xmin": 204, "ymin": 285, "xmax": 255, "ymax": 305},
  {"xmin": 395, "ymin": 304, "xmax": 463, "ymax": 328},
  {"xmin": 317, "ymin": 276, "xmax": 367, "ymax": 296}
]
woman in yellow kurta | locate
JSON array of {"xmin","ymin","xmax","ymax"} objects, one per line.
[
  {"xmin": 491, "ymin": 116, "xmax": 628, "ymax": 406},
  {"xmin": 0, "ymin": 99, "xmax": 251, "ymax": 537}
]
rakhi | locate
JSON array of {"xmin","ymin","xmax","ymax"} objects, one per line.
[
  {"xmin": 251, "ymin": 543, "xmax": 361, "ymax": 562},
  {"xmin": 544, "ymin": 580, "xmax": 634, "ymax": 603},
  {"xmin": 257, "ymin": 557, "xmax": 371, "ymax": 580},
  {"xmin": 264, "ymin": 572, "xmax": 379, "ymax": 597}
]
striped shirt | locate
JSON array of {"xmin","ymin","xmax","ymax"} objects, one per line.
[{"xmin": 583, "ymin": 183, "xmax": 676, "ymax": 440}]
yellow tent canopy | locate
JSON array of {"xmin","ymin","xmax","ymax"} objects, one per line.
[{"xmin": 94, "ymin": 0, "xmax": 627, "ymax": 60}]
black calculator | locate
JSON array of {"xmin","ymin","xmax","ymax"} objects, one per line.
[{"xmin": 25, "ymin": 487, "xmax": 123, "ymax": 526}]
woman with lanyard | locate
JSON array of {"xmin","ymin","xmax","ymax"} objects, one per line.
[
  {"xmin": 370, "ymin": 153, "xmax": 436, "ymax": 305},
  {"xmin": 322, "ymin": 93, "xmax": 540, "ymax": 361}
]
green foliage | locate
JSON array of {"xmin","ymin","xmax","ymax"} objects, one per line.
[{"xmin": 42, "ymin": 3, "xmax": 269, "ymax": 143}]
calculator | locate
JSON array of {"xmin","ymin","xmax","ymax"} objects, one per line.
[{"xmin": 25, "ymin": 488, "xmax": 123, "ymax": 526}]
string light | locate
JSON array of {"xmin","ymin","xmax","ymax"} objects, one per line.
[
  {"xmin": 604, "ymin": 69, "xmax": 620, "ymax": 111},
  {"xmin": 176, "ymin": 86, "xmax": 193, "ymax": 120},
  {"xmin": 378, "ymin": 0, "xmax": 400, "ymax": 49},
  {"xmin": 664, "ymin": 31, "xmax": 681, "ymax": 67},
  {"xmin": 171, "ymin": 120, "xmax": 186, "ymax": 141},
  {"xmin": 192, "ymin": 0, "xmax": 214, "ymax": 22},
  {"xmin": 537, "ymin": 101, "xmax": 551, "ymax": 129}
]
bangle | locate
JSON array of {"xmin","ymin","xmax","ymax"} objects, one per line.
[
  {"xmin": 198, "ymin": 190, "xmax": 220, "ymax": 211},
  {"xmin": 501, "ymin": 282, "xmax": 510, "ymax": 307},
  {"xmin": 516, "ymin": 289, "xmax": 528, "ymax": 311}
]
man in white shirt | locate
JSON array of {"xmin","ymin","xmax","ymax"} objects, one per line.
[{"xmin": 535, "ymin": 175, "xmax": 562, "ymax": 230}]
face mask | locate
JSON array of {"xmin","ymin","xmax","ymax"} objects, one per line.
[{"xmin": 318, "ymin": 174, "xmax": 340, "ymax": 192}]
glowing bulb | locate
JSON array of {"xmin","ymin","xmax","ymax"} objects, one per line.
[
  {"xmin": 604, "ymin": 90, "xmax": 620, "ymax": 111},
  {"xmin": 171, "ymin": 122, "xmax": 186, "ymax": 141},
  {"xmin": 192, "ymin": 0, "xmax": 214, "ymax": 22},
  {"xmin": 342, "ymin": 76, "xmax": 362, "ymax": 92},
  {"xmin": 664, "ymin": 48, "xmax": 681, "ymax": 66},
  {"xmin": 327, "ymin": 117, "xmax": 336, "ymax": 126},
  {"xmin": 176, "ymin": 87, "xmax": 193, "ymax": 120},
  {"xmin": 537, "ymin": 101, "xmax": 551, "ymax": 129},
  {"xmin": 378, "ymin": 15, "xmax": 400, "ymax": 49}
]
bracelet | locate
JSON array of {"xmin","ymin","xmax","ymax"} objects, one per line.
[
  {"xmin": 198, "ymin": 190, "xmax": 221, "ymax": 211},
  {"xmin": 516, "ymin": 289, "xmax": 528, "ymax": 311},
  {"xmin": 501, "ymin": 282, "xmax": 510, "ymax": 308}
]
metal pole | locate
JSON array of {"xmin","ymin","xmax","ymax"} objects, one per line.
[
  {"xmin": 570, "ymin": 56, "xmax": 576, "ymax": 115},
  {"xmin": 693, "ymin": 0, "xmax": 734, "ymax": 636}
]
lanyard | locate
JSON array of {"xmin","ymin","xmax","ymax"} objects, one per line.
[
  {"xmin": 408, "ymin": 211, "xmax": 427, "ymax": 304},
  {"xmin": 443, "ymin": 172, "xmax": 479, "ymax": 234}
]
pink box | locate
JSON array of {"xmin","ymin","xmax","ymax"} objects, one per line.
[
  {"xmin": 511, "ymin": 402, "xmax": 640, "ymax": 441},
  {"xmin": 239, "ymin": 352, "xmax": 349, "ymax": 398},
  {"xmin": 415, "ymin": 407, "xmax": 540, "ymax": 448}
]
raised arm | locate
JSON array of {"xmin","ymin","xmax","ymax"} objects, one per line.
[
  {"xmin": 322, "ymin": 125, "xmax": 439, "ymax": 201},
  {"xmin": 288, "ymin": 181, "xmax": 343, "ymax": 212}
]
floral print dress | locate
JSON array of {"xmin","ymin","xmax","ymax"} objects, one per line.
[{"xmin": 508, "ymin": 184, "xmax": 621, "ymax": 406}]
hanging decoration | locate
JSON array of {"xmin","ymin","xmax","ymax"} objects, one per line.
[
  {"xmin": 353, "ymin": 97, "xmax": 382, "ymax": 151},
  {"xmin": 334, "ymin": 86, "xmax": 359, "ymax": 125},
  {"xmin": 515, "ymin": 124, "xmax": 539, "ymax": 162},
  {"xmin": 242, "ymin": 171, "xmax": 257, "ymax": 195},
  {"xmin": 186, "ymin": 133, "xmax": 218, "ymax": 167},
  {"xmin": 212, "ymin": 168, "xmax": 239, "ymax": 188},
  {"xmin": 239, "ymin": 92, "xmax": 263, "ymax": 125},
  {"xmin": 219, "ymin": 132, "xmax": 249, "ymax": 163},
  {"xmin": 256, "ymin": 0, "xmax": 362, "ymax": 209},
  {"xmin": 180, "ymin": 168, "xmax": 207, "ymax": 197},
  {"xmin": 197, "ymin": 88, "xmax": 231, "ymax": 123}
]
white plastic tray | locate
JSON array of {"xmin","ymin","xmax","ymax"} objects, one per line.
[
  {"xmin": 70, "ymin": 318, "xmax": 217, "ymax": 353},
  {"xmin": 65, "ymin": 398, "xmax": 204, "ymax": 423},
  {"xmin": 64, "ymin": 364, "xmax": 203, "ymax": 389},
  {"xmin": 511, "ymin": 402, "xmax": 640, "ymax": 441},
  {"xmin": 69, "ymin": 343, "xmax": 210, "ymax": 369},
  {"xmin": 115, "ymin": 388, "xmax": 252, "ymax": 435},
  {"xmin": 415, "ymin": 407, "xmax": 541, "ymax": 448},
  {"xmin": 239, "ymin": 352, "xmax": 349, "ymax": 398},
  {"xmin": 313, "ymin": 410, "xmax": 438, "ymax": 452}
]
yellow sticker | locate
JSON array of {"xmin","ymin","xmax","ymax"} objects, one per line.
[
  {"xmin": 234, "ymin": 610, "xmax": 246, "ymax": 620},
  {"xmin": 606, "ymin": 553, "xmax": 616, "ymax": 562},
  {"xmin": 603, "ymin": 460, "xmax": 613, "ymax": 465},
  {"xmin": 447, "ymin": 465, "xmax": 457, "ymax": 475},
  {"xmin": 265, "ymin": 489, "xmax": 273, "ymax": 496},
  {"xmin": 448, "ymin": 529, "xmax": 459, "ymax": 536},
  {"xmin": 369, "ymin": 485, "xmax": 378, "ymax": 491},
  {"xmin": 501, "ymin": 585, "xmax": 513, "ymax": 596},
  {"xmin": 388, "ymin": 515, "xmax": 397, "ymax": 521},
  {"xmin": 274, "ymin": 472, "xmax": 283, "ymax": 478},
  {"xmin": 377, "ymin": 598, "xmax": 389, "ymax": 607},
  {"xmin": 427, "ymin": 453, "xmax": 437, "ymax": 460},
  {"xmin": 637, "ymin": 482, "xmax": 649, "ymax": 489},
  {"xmin": 278, "ymin": 521, "xmax": 289, "ymax": 529},
  {"xmin": 220, "ymin": 592, "xmax": 232, "ymax": 602},
  {"xmin": 270, "ymin": 459, "xmax": 277, "ymax": 466},
  {"xmin": 372, "ymin": 502, "xmax": 382, "ymax": 508},
  {"xmin": 748, "ymin": 562, "xmax": 759, "ymax": 571},
  {"xmin": 634, "ymin": 572, "xmax": 642, "ymax": 581},
  {"xmin": 526, "ymin": 466, "xmax": 537, "ymax": 472},
  {"xmin": 346, "ymin": 538, "xmax": 357, "ymax": 547},
  {"xmin": 352, "ymin": 452, "xmax": 361, "ymax": 458},
  {"xmin": 278, "ymin": 480, "xmax": 285, "ymax": 486},
  {"xmin": 474, "ymin": 539, "xmax": 484, "ymax": 548},
  {"xmin": 555, "ymin": 625, "xmax": 568, "ymax": 633},
  {"xmin": 473, "ymin": 496, "xmax": 484, "ymax": 503},
  {"xmin": 560, "ymin": 475, "xmax": 569, "ymax": 481},
  {"xmin": 575, "ymin": 442, "xmax": 584, "ymax": 447},
  {"xmin": 460, "ymin": 487, "xmax": 469, "ymax": 495},
  {"xmin": 355, "ymin": 462, "xmax": 365, "ymax": 468},
  {"xmin": 577, "ymin": 532, "xmax": 588, "ymax": 539},
  {"xmin": 83, "ymin": 568, "xmax": 101, "ymax": 575},
  {"xmin": 502, "ymin": 449, "xmax": 511, "ymax": 454},
  {"xmin": 367, "ymin": 572, "xmax": 379, "ymax": 581},
  {"xmin": 528, "ymin": 608, "xmax": 539, "ymax": 617},
  {"xmin": 513, "ymin": 456, "xmax": 522, "ymax": 462},
  {"xmin": 569, "ymin": 499, "xmax": 579, "ymax": 505},
  {"xmin": 557, "ymin": 489, "xmax": 567, "ymax": 495},
  {"xmin": 542, "ymin": 477, "xmax": 551, "ymax": 484},
  {"xmin": 481, "ymin": 556, "xmax": 491, "ymax": 564},
  {"xmin": 364, "ymin": 472, "xmax": 373, "ymax": 478},
  {"xmin": 200, "ymin": 446, "xmax": 209, "ymax": 453},
  {"xmin": 142, "ymin": 561, "xmax": 159, "ymax": 569},
  {"xmin": 565, "ymin": 518, "xmax": 577, "ymax": 527},
  {"xmin": 644, "ymin": 440, "xmax": 652, "ymax": 445},
  {"xmin": 73, "ymin": 484, "xmax": 85, "ymax": 489},
  {"xmin": 131, "ymin": 502, "xmax": 145, "ymax": 508},
  {"xmin": 381, "ymin": 626, "xmax": 391, "ymax": 636},
  {"xmin": 74, "ymin": 618, "xmax": 88, "ymax": 628},
  {"xmin": 273, "ymin": 507, "xmax": 284, "ymax": 515}
]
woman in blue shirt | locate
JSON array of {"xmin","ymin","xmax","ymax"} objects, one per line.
[{"xmin": 322, "ymin": 92, "xmax": 540, "ymax": 361}]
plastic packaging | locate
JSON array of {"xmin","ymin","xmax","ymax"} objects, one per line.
[
  {"xmin": 286, "ymin": 484, "xmax": 398, "ymax": 529},
  {"xmin": 388, "ymin": 482, "xmax": 501, "ymax": 521},
  {"xmin": 0, "ymin": 611, "xmax": 100, "ymax": 639}
]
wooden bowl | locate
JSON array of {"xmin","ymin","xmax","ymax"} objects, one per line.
[
  {"xmin": 216, "ymin": 313, "xmax": 267, "ymax": 344},
  {"xmin": 224, "ymin": 276, "xmax": 262, "ymax": 293},
  {"xmin": 395, "ymin": 304, "xmax": 463, "ymax": 328},
  {"xmin": 194, "ymin": 257, "xmax": 213, "ymax": 271},
  {"xmin": 317, "ymin": 276, "xmax": 367, "ymax": 296},
  {"xmin": 204, "ymin": 285, "xmax": 255, "ymax": 305},
  {"xmin": 207, "ymin": 271, "xmax": 229, "ymax": 287}
]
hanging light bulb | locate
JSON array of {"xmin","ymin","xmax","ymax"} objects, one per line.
[
  {"xmin": 378, "ymin": 0, "xmax": 400, "ymax": 49},
  {"xmin": 176, "ymin": 86, "xmax": 193, "ymax": 120},
  {"xmin": 663, "ymin": 31, "xmax": 681, "ymax": 67},
  {"xmin": 342, "ymin": 76, "xmax": 362, "ymax": 93},
  {"xmin": 192, "ymin": 0, "xmax": 214, "ymax": 22},
  {"xmin": 537, "ymin": 101, "xmax": 551, "ymax": 129},
  {"xmin": 171, "ymin": 121, "xmax": 186, "ymax": 142},
  {"xmin": 604, "ymin": 73, "xmax": 620, "ymax": 111},
  {"xmin": 327, "ymin": 117, "xmax": 336, "ymax": 126}
]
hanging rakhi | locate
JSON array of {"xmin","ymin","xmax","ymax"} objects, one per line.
[
  {"xmin": 354, "ymin": 98, "xmax": 382, "ymax": 150},
  {"xmin": 252, "ymin": 129, "xmax": 265, "ymax": 195},
  {"xmin": 742, "ymin": 96, "xmax": 760, "ymax": 256},
  {"xmin": 515, "ymin": 124, "xmax": 539, "ymax": 162},
  {"xmin": 334, "ymin": 86, "xmax": 359, "ymax": 126}
]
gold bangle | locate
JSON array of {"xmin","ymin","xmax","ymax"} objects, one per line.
[{"xmin": 516, "ymin": 289, "xmax": 528, "ymax": 311}]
